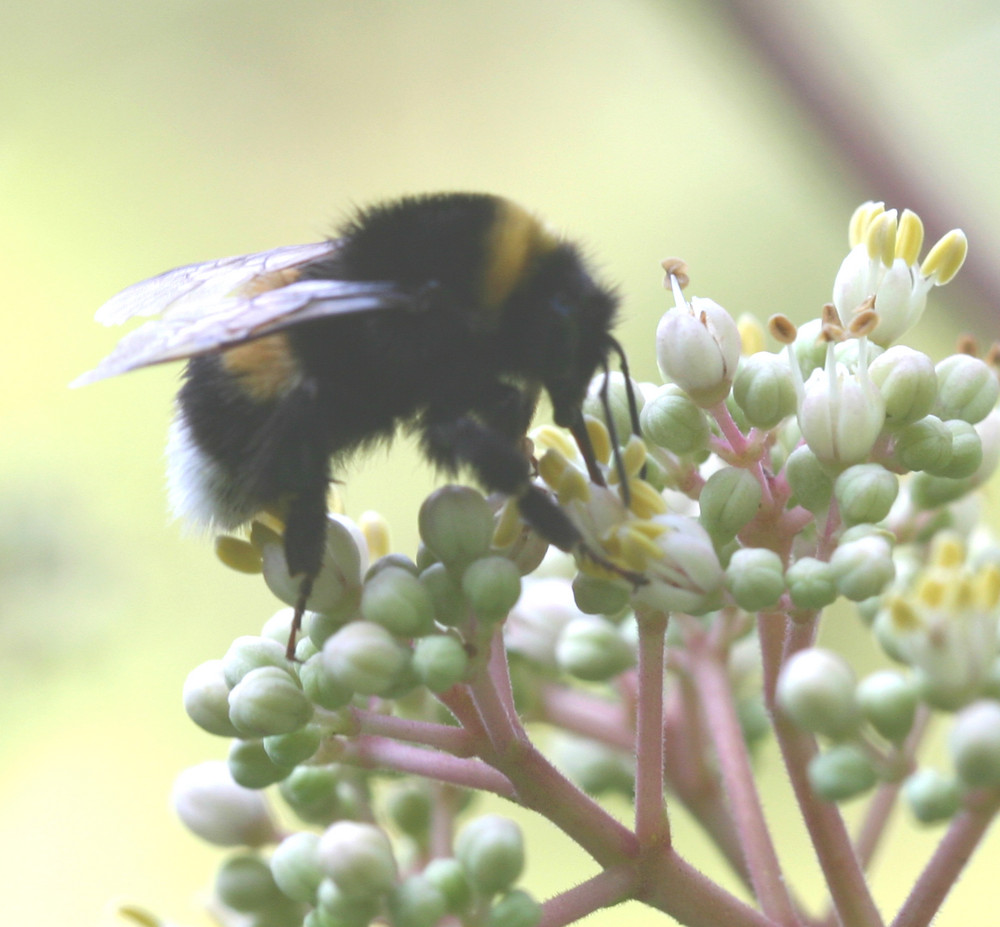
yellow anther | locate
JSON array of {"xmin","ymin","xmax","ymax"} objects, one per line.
[
  {"xmin": 661, "ymin": 257, "xmax": 690, "ymax": 288},
  {"xmin": 895, "ymin": 209, "xmax": 924, "ymax": 265},
  {"xmin": 111, "ymin": 904, "xmax": 162, "ymax": 927},
  {"xmin": 620, "ymin": 527, "xmax": 665, "ymax": 568},
  {"xmin": 584, "ymin": 415, "xmax": 612, "ymax": 466},
  {"xmin": 358, "ymin": 510, "xmax": 391, "ymax": 561},
  {"xmin": 538, "ymin": 447, "xmax": 571, "ymax": 488},
  {"xmin": 532, "ymin": 424, "xmax": 577, "ymax": 459},
  {"xmin": 953, "ymin": 578, "xmax": 975, "ymax": 611},
  {"xmin": 738, "ymin": 313, "xmax": 766, "ymax": 355},
  {"xmin": 492, "ymin": 498, "xmax": 523, "ymax": 548},
  {"xmin": 631, "ymin": 519, "xmax": 668, "ymax": 540},
  {"xmin": 849, "ymin": 201, "xmax": 885, "ymax": 247},
  {"xmin": 215, "ymin": 534, "xmax": 264, "ymax": 574},
  {"xmin": 916, "ymin": 576, "xmax": 946, "ymax": 608},
  {"xmin": 768, "ymin": 313, "xmax": 797, "ymax": 344},
  {"xmin": 975, "ymin": 565, "xmax": 1000, "ymax": 609},
  {"xmin": 866, "ymin": 210, "xmax": 897, "ymax": 267},
  {"xmin": 626, "ymin": 480, "xmax": 668, "ymax": 519},
  {"xmin": 888, "ymin": 596, "xmax": 921, "ymax": 631},
  {"xmin": 556, "ymin": 464, "xmax": 591, "ymax": 505},
  {"xmin": 620, "ymin": 434, "xmax": 647, "ymax": 477},
  {"xmin": 931, "ymin": 535, "xmax": 965, "ymax": 569},
  {"xmin": 920, "ymin": 229, "xmax": 968, "ymax": 285}
]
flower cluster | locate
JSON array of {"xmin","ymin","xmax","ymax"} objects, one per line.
[{"xmin": 148, "ymin": 202, "xmax": 1000, "ymax": 927}]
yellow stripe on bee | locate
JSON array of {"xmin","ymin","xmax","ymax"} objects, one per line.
[
  {"xmin": 221, "ymin": 333, "xmax": 302, "ymax": 401},
  {"xmin": 481, "ymin": 199, "xmax": 560, "ymax": 309}
]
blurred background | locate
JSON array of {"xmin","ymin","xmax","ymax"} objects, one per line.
[{"xmin": 4, "ymin": 1, "xmax": 1000, "ymax": 924}]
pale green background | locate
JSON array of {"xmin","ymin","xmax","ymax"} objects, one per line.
[{"xmin": 3, "ymin": 1, "xmax": 1000, "ymax": 925}]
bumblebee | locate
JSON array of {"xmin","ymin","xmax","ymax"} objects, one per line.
[{"xmin": 75, "ymin": 193, "xmax": 642, "ymax": 646}]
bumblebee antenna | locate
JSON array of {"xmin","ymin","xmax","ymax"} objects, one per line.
[{"xmin": 599, "ymin": 356, "xmax": 632, "ymax": 509}]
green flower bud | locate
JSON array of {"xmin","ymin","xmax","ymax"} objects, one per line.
[
  {"xmin": 935, "ymin": 354, "xmax": 1000, "ymax": 425},
  {"xmin": 270, "ymin": 832, "xmax": 324, "ymax": 904},
  {"xmin": 222, "ymin": 636, "xmax": 290, "ymax": 688},
  {"xmin": 808, "ymin": 744, "xmax": 878, "ymax": 801},
  {"xmin": 571, "ymin": 572, "xmax": 631, "ymax": 615},
  {"xmin": 583, "ymin": 371, "xmax": 645, "ymax": 445},
  {"xmin": 785, "ymin": 557, "xmax": 837, "ymax": 610},
  {"xmin": 856, "ymin": 670, "xmax": 918, "ymax": 742},
  {"xmin": 361, "ymin": 566, "xmax": 437, "ymax": 637},
  {"xmin": 834, "ymin": 464, "xmax": 899, "ymax": 526},
  {"xmin": 255, "ymin": 516, "xmax": 363, "ymax": 621},
  {"xmin": 551, "ymin": 735, "xmax": 634, "ymax": 796},
  {"xmin": 419, "ymin": 562, "xmax": 469, "ymax": 626},
  {"xmin": 461, "ymin": 556, "xmax": 522, "ymax": 621},
  {"xmin": 488, "ymin": 890, "xmax": 543, "ymax": 927},
  {"xmin": 776, "ymin": 648, "xmax": 861, "ymax": 739},
  {"xmin": 172, "ymin": 761, "xmax": 277, "ymax": 847},
  {"xmin": 936, "ymin": 420, "xmax": 983, "ymax": 479},
  {"xmin": 639, "ymin": 383, "xmax": 711, "ymax": 454},
  {"xmin": 317, "ymin": 821, "xmax": 398, "ymax": 899},
  {"xmin": 366, "ymin": 552, "xmax": 419, "ymax": 581},
  {"xmin": 732, "ymin": 351, "xmax": 797, "ymax": 429},
  {"xmin": 423, "ymin": 858, "xmax": 472, "ymax": 914},
  {"xmin": 321, "ymin": 621, "xmax": 411, "ymax": 696},
  {"xmin": 412, "ymin": 634, "xmax": 469, "ymax": 692},
  {"xmin": 228, "ymin": 666, "xmax": 313, "ymax": 738},
  {"xmin": 228, "ymin": 739, "xmax": 291, "ymax": 789},
  {"xmin": 893, "ymin": 415, "xmax": 952, "ymax": 473},
  {"xmin": 868, "ymin": 346, "xmax": 937, "ymax": 427},
  {"xmin": 785, "ymin": 444, "xmax": 834, "ymax": 512},
  {"xmin": 950, "ymin": 700, "xmax": 1000, "ymax": 787},
  {"xmin": 298, "ymin": 652, "xmax": 354, "ymax": 711},
  {"xmin": 830, "ymin": 535, "xmax": 895, "ymax": 601},
  {"xmin": 264, "ymin": 725, "xmax": 322, "ymax": 768},
  {"xmin": 555, "ymin": 616, "xmax": 634, "ymax": 681},
  {"xmin": 793, "ymin": 319, "xmax": 827, "ymax": 379},
  {"xmin": 903, "ymin": 769, "xmax": 961, "ymax": 824},
  {"xmin": 908, "ymin": 471, "xmax": 973, "ymax": 509},
  {"xmin": 725, "ymin": 547, "xmax": 785, "ymax": 612},
  {"xmin": 215, "ymin": 853, "xmax": 284, "ymax": 913},
  {"xmin": 279, "ymin": 766, "xmax": 342, "ymax": 826},
  {"xmin": 184, "ymin": 659, "xmax": 240, "ymax": 737},
  {"xmin": 386, "ymin": 783, "xmax": 432, "ymax": 839},
  {"xmin": 455, "ymin": 815, "xmax": 525, "ymax": 896},
  {"xmin": 316, "ymin": 877, "xmax": 380, "ymax": 926},
  {"xmin": 419, "ymin": 486, "xmax": 494, "ymax": 567},
  {"xmin": 306, "ymin": 609, "xmax": 354, "ymax": 650},
  {"xmin": 699, "ymin": 467, "xmax": 762, "ymax": 541},
  {"xmin": 388, "ymin": 875, "xmax": 448, "ymax": 927}
]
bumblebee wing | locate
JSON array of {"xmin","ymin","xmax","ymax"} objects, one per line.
[
  {"xmin": 72, "ymin": 275, "xmax": 409, "ymax": 387},
  {"xmin": 93, "ymin": 241, "xmax": 340, "ymax": 325}
]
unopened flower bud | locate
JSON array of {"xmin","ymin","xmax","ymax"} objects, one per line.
[
  {"xmin": 893, "ymin": 415, "xmax": 953, "ymax": 473},
  {"xmin": 868, "ymin": 346, "xmax": 937, "ymax": 427},
  {"xmin": 699, "ymin": 467, "xmax": 762, "ymax": 541},
  {"xmin": 461, "ymin": 555, "xmax": 522, "ymax": 621},
  {"xmin": 264, "ymin": 725, "xmax": 322, "ymax": 768},
  {"xmin": 725, "ymin": 547, "xmax": 785, "ymax": 611},
  {"xmin": 321, "ymin": 621, "xmax": 411, "ymax": 696},
  {"xmin": 228, "ymin": 739, "xmax": 290, "ymax": 789},
  {"xmin": 785, "ymin": 557, "xmax": 837, "ymax": 610},
  {"xmin": 317, "ymin": 821, "xmax": 398, "ymax": 898},
  {"xmin": 298, "ymin": 651, "xmax": 354, "ymax": 710},
  {"xmin": 423, "ymin": 858, "xmax": 472, "ymax": 914},
  {"xmin": 939, "ymin": 420, "xmax": 983, "ymax": 478},
  {"xmin": 214, "ymin": 852, "xmax": 284, "ymax": 913},
  {"xmin": 808, "ymin": 744, "xmax": 878, "ymax": 801},
  {"xmin": 388, "ymin": 875, "xmax": 448, "ymax": 927},
  {"xmin": 279, "ymin": 766, "xmax": 342, "ymax": 825},
  {"xmin": 316, "ymin": 878, "xmax": 380, "ymax": 925},
  {"xmin": 489, "ymin": 890, "xmax": 542, "ymax": 927},
  {"xmin": 551, "ymin": 735, "xmax": 634, "ymax": 796},
  {"xmin": 856, "ymin": 670, "xmax": 918, "ymax": 742},
  {"xmin": 419, "ymin": 486, "xmax": 495, "ymax": 567},
  {"xmin": 732, "ymin": 351, "xmax": 797, "ymax": 428},
  {"xmin": 903, "ymin": 769, "xmax": 960, "ymax": 824},
  {"xmin": 785, "ymin": 445, "xmax": 834, "ymax": 512},
  {"xmin": 172, "ymin": 761, "xmax": 277, "ymax": 847},
  {"xmin": 228, "ymin": 666, "xmax": 313, "ymax": 738},
  {"xmin": 270, "ymin": 832, "xmax": 323, "ymax": 904},
  {"xmin": 184, "ymin": 659, "xmax": 239, "ymax": 737},
  {"xmin": 412, "ymin": 634, "xmax": 469, "ymax": 692},
  {"xmin": 361, "ymin": 566, "xmax": 437, "ymax": 637},
  {"xmin": 455, "ymin": 815, "xmax": 525, "ymax": 895},
  {"xmin": 935, "ymin": 355, "xmax": 999, "ymax": 425},
  {"xmin": 639, "ymin": 384, "xmax": 711, "ymax": 455},
  {"xmin": 222, "ymin": 636, "xmax": 290, "ymax": 688},
  {"xmin": 556, "ymin": 616, "xmax": 634, "ymax": 681},
  {"xmin": 583, "ymin": 372, "xmax": 645, "ymax": 446},
  {"xmin": 834, "ymin": 464, "xmax": 898, "ymax": 525},
  {"xmin": 776, "ymin": 648, "xmax": 861, "ymax": 739},
  {"xmin": 419, "ymin": 562, "xmax": 469, "ymax": 627},
  {"xmin": 656, "ymin": 281, "xmax": 741, "ymax": 407},
  {"xmin": 572, "ymin": 573, "xmax": 631, "ymax": 615},
  {"xmin": 950, "ymin": 700, "xmax": 1000, "ymax": 787},
  {"xmin": 830, "ymin": 535, "xmax": 895, "ymax": 601}
]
